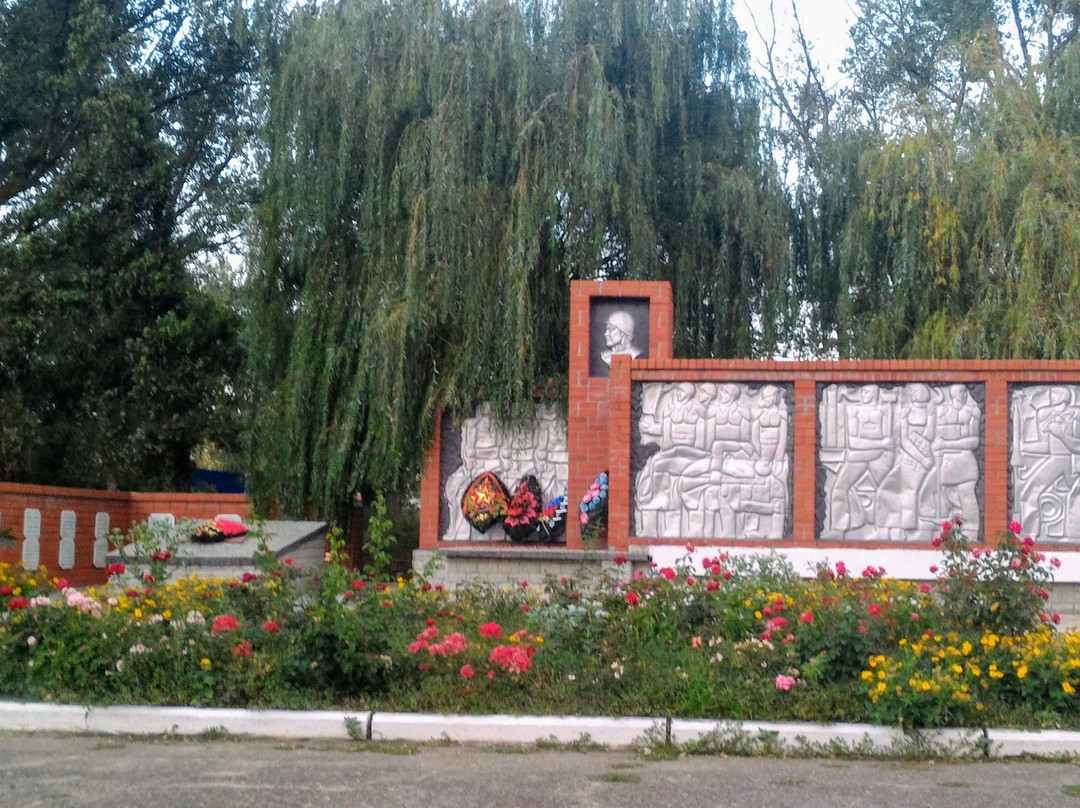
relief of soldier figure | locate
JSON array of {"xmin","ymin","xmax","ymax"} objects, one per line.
[
  {"xmin": 1011, "ymin": 385, "xmax": 1080, "ymax": 543},
  {"xmin": 634, "ymin": 382, "xmax": 791, "ymax": 539},
  {"xmin": 818, "ymin": 383, "xmax": 982, "ymax": 541}
]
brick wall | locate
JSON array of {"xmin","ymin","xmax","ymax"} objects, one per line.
[
  {"xmin": 606, "ymin": 360, "xmax": 1080, "ymax": 553},
  {"xmin": 0, "ymin": 482, "xmax": 249, "ymax": 586}
]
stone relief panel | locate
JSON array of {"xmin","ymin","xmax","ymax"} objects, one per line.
[
  {"xmin": 1010, "ymin": 385, "xmax": 1080, "ymax": 543},
  {"xmin": 632, "ymin": 382, "xmax": 793, "ymax": 539},
  {"xmin": 818, "ymin": 383, "xmax": 983, "ymax": 541},
  {"xmin": 440, "ymin": 404, "xmax": 568, "ymax": 542}
]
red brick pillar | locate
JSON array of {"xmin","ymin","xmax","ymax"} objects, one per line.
[
  {"xmin": 983, "ymin": 376, "xmax": 1009, "ymax": 545},
  {"xmin": 607, "ymin": 354, "xmax": 633, "ymax": 551},
  {"xmin": 792, "ymin": 377, "xmax": 818, "ymax": 545},
  {"xmin": 418, "ymin": 412, "xmax": 443, "ymax": 549},
  {"xmin": 567, "ymin": 281, "xmax": 672, "ymax": 549}
]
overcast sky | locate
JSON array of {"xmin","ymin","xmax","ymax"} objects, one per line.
[{"xmin": 732, "ymin": 0, "xmax": 858, "ymax": 87}]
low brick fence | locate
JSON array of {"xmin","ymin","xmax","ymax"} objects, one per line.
[{"xmin": 0, "ymin": 482, "xmax": 249, "ymax": 586}]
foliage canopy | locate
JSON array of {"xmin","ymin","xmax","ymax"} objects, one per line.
[
  {"xmin": 247, "ymin": 0, "xmax": 789, "ymax": 516},
  {"xmin": 0, "ymin": 0, "xmax": 260, "ymax": 489}
]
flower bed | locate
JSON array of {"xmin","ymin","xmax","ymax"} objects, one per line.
[{"xmin": 1, "ymin": 521, "xmax": 1078, "ymax": 729}]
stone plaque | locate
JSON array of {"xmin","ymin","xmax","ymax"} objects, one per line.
[
  {"xmin": 22, "ymin": 508, "xmax": 41, "ymax": 569},
  {"xmin": 147, "ymin": 512, "xmax": 176, "ymax": 529},
  {"xmin": 59, "ymin": 510, "xmax": 76, "ymax": 541},
  {"xmin": 818, "ymin": 383, "xmax": 983, "ymax": 541},
  {"xmin": 1010, "ymin": 384, "xmax": 1080, "ymax": 542},
  {"xmin": 58, "ymin": 509, "xmax": 76, "ymax": 569},
  {"xmin": 632, "ymin": 382, "xmax": 793, "ymax": 539},
  {"xmin": 93, "ymin": 512, "xmax": 110, "ymax": 568},
  {"xmin": 441, "ymin": 404, "xmax": 568, "ymax": 541}
]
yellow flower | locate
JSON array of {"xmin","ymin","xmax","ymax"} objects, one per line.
[
  {"xmin": 133, "ymin": 608, "xmax": 143, "ymax": 619},
  {"xmin": 876, "ymin": 682, "xmax": 887, "ymax": 693},
  {"xmin": 1064, "ymin": 682, "xmax": 1076, "ymax": 695},
  {"xmin": 1017, "ymin": 665, "xmax": 1028, "ymax": 680},
  {"xmin": 861, "ymin": 671, "xmax": 874, "ymax": 682},
  {"xmin": 200, "ymin": 658, "xmax": 211, "ymax": 669},
  {"xmin": 162, "ymin": 610, "xmax": 172, "ymax": 620}
]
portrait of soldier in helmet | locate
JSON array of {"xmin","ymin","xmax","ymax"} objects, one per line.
[{"xmin": 589, "ymin": 298, "xmax": 649, "ymax": 378}]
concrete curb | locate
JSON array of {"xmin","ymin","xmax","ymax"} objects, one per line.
[
  {"xmin": 669, "ymin": 717, "xmax": 985, "ymax": 755},
  {"xmin": 369, "ymin": 713, "xmax": 659, "ymax": 747},
  {"xmin": 0, "ymin": 702, "xmax": 368, "ymax": 740},
  {"xmin": 2, "ymin": 700, "xmax": 1079, "ymax": 757}
]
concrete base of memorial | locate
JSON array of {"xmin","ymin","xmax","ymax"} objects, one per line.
[{"xmin": 413, "ymin": 547, "xmax": 651, "ymax": 590}]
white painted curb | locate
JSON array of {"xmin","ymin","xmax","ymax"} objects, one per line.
[
  {"xmin": 369, "ymin": 712, "xmax": 659, "ymax": 747},
  {"xmin": 2, "ymin": 700, "xmax": 1080, "ymax": 757},
  {"xmin": 85, "ymin": 705, "xmax": 369, "ymax": 739},
  {"xmin": 0, "ymin": 702, "xmax": 88, "ymax": 733},
  {"xmin": 0, "ymin": 702, "xmax": 368, "ymax": 740},
  {"xmin": 988, "ymin": 728, "xmax": 1080, "ymax": 757},
  {"xmin": 669, "ymin": 718, "xmax": 903, "ymax": 750}
]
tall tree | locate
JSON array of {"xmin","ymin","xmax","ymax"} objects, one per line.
[
  {"xmin": 247, "ymin": 0, "xmax": 788, "ymax": 517},
  {"xmin": 0, "ymin": 0, "xmax": 261, "ymax": 489},
  {"xmin": 772, "ymin": 0, "xmax": 1080, "ymax": 359}
]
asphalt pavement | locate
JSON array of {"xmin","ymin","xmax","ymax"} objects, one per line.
[{"xmin": 4, "ymin": 731, "xmax": 1080, "ymax": 808}]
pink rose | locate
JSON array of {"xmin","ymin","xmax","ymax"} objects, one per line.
[{"xmin": 775, "ymin": 674, "xmax": 796, "ymax": 691}]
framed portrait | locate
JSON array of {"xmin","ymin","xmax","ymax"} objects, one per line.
[{"xmin": 589, "ymin": 297, "xmax": 650, "ymax": 378}]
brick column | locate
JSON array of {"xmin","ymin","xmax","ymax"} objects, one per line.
[
  {"xmin": 567, "ymin": 281, "xmax": 672, "ymax": 548},
  {"xmin": 607, "ymin": 354, "xmax": 633, "ymax": 551},
  {"xmin": 983, "ymin": 376, "xmax": 1009, "ymax": 545},
  {"xmin": 418, "ymin": 413, "xmax": 444, "ymax": 549},
  {"xmin": 792, "ymin": 377, "xmax": 818, "ymax": 545}
]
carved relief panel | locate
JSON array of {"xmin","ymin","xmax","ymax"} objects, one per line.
[
  {"xmin": 818, "ymin": 383, "xmax": 983, "ymax": 541},
  {"xmin": 1010, "ymin": 384, "xmax": 1080, "ymax": 543},
  {"xmin": 440, "ymin": 404, "xmax": 568, "ymax": 541},
  {"xmin": 631, "ymin": 382, "xmax": 793, "ymax": 540}
]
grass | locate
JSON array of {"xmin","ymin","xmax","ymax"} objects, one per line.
[{"xmin": 588, "ymin": 772, "xmax": 641, "ymax": 783}]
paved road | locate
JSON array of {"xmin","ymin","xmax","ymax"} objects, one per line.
[{"xmin": 4, "ymin": 733, "xmax": 1080, "ymax": 808}]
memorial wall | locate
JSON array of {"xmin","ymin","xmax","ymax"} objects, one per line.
[{"xmin": 419, "ymin": 281, "xmax": 1080, "ymax": 556}]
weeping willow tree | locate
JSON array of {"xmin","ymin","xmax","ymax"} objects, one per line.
[
  {"xmin": 832, "ymin": 0, "xmax": 1080, "ymax": 358},
  {"xmin": 245, "ymin": 0, "xmax": 788, "ymax": 517}
]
